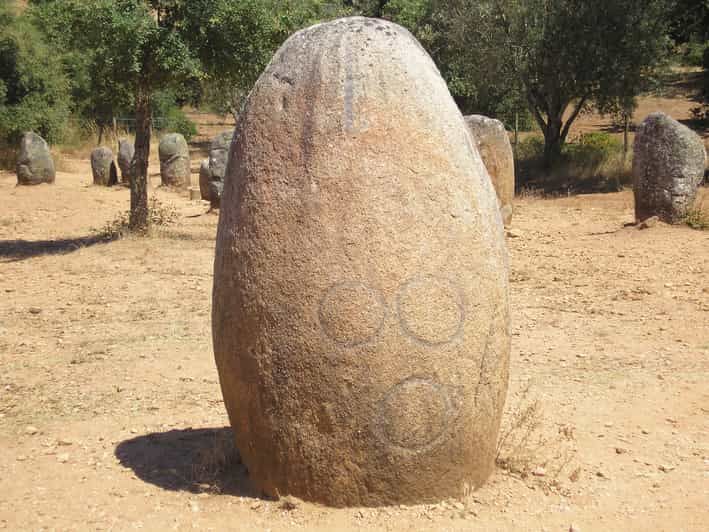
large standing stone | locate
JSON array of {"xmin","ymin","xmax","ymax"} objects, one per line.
[
  {"xmin": 91, "ymin": 147, "xmax": 117, "ymax": 186},
  {"xmin": 464, "ymin": 115, "xmax": 515, "ymax": 226},
  {"xmin": 212, "ymin": 17, "xmax": 510, "ymax": 507},
  {"xmin": 208, "ymin": 130, "xmax": 234, "ymax": 181},
  {"xmin": 158, "ymin": 133, "xmax": 190, "ymax": 187},
  {"xmin": 633, "ymin": 112, "xmax": 707, "ymax": 223},
  {"xmin": 117, "ymin": 139, "xmax": 135, "ymax": 184},
  {"xmin": 16, "ymin": 132, "xmax": 55, "ymax": 185}
]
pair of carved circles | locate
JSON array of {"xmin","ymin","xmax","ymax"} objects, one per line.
[
  {"xmin": 317, "ymin": 276, "xmax": 465, "ymax": 452},
  {"xmin": 318, "ymin": 275, "xmax": 465, "ymax": 348}
]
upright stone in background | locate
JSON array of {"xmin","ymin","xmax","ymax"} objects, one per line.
[
  {"xmin": 208, "ymin": 130, "xmax": 234, "ymax": 181},
  {"xmin": 464, "ymin": 115, "xmax": 515, "ymax": 226},
  {"xmin": 198, "ymin": 130, "xmax": 233, "ymax": 208},
  {"xmin": 117, "ymin": 139, "xmax": 135, "ymax": 184},
  {"xmin": 91, "ymin": 147, "xmax": 117, "ymax": 186},
  {"xmin": 198, "ymin": 159, "xmax": 212, "ymax": 201},
  {"xmin": 158, "ymin": 133, "xmax": 190, "ymax": 187},
  {"xmin": 16, "ymin": 132, "xmax": 55, "ymax": 185},
  {"xmin": 212, "ymin": 17, "xmax": 510, "ymax": 507},
  {"xmin": 633, "ymin": 112, "xmax": 707, "ymax": 223}
]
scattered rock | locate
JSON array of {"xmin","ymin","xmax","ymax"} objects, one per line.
[
  {"xmin": 250, "ymin": 501, "xmax": 262, "ymax": 510},
  {"xmin": 638, "ymin": 216, "xmax": 659, "ymax": 229},
  {"xmin": 615, "ymin": 447, "xmax": 628, "ymax": 455},
  {"xmin": 505, "ymin": 229, "xmax": 523, "ymax": 238},
  {"xmin": 16, "ymin": 455, "xmax": 27, "ymax": 462},
  {"xmin": 658, "ymin": 464, "xmax": 675, "ymax": 473},
  {"xmin": 532, "ymin": 467, "xmax": 547, "ymax": 477},
  {"xmin": 569, "ymin": 524, "xmax": 581, "ymax": 532},
  {"xmin": 57, "ymin": 438, "xmax": 73, "ymax": 446},
  {"xmin": 28, "ymin": 307, "xmax": 42, "ymax": 315},
  {"xmin": 25, "ymin": 426, "xmax": 38, "ymax": 436},
  {"xmin": 16, "ymin": 132, "xmax": 55, "ymax": 185},
  {"xmin": 57, "ymin": 453, "xmax": 70, "ymax": 463}
]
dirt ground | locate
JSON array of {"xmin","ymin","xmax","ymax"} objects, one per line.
[{"xmin": 1, "ymin": 143, "xmax": 707, "ymax": 531}]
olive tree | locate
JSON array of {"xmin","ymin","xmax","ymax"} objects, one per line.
[{"xmin": 435, "ymin": 0, "xmax": 671, "ymax": 164}]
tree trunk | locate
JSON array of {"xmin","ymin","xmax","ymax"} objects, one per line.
[
  {"xmin": 542, "ymin": 116, "xmax": 563, "ymax": 168},
  {"xmin": 130, "ymin": 85, "xmax": 151, "ymax": 230}
]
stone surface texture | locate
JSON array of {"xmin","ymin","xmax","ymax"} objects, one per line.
[
  {"xmin": 633, "ymin": 112, "xmax": 706, "ymax": 223},
  {"xmin": 117, "ymin": 139, "xmax": 135, "ymax": 184},
  {"xmin": 199, "ymin": 159, "xmax": 212, "ymax": 201},
  {"xmin": 212, "ymin": 17, "xmax": 510, "ymax": 507},
  {"xmin": 464, "ymin": 115, "xmax": 515, "ymax": 226},
  {"xmin": 158, "ymin": 133, "xmax": 190, "ymax": 187},
  {"xmin": 16, "ymin": 132, "xmax": 55, "ymax": 185},
  {"xmin": 208, "ymin": 130, "xmax": 234, "ymax": 181},
  {"xmin": 91, "ymin": 147, "xmax": 117, "ymax": 186}
]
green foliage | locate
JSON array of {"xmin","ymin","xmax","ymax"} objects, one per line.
[
  {"xmin": 516, "ymin": 132, "xmax": 630, "ymax": 194},
  {"xmin": 681, "ymin": 40, "xmax": 709, "ymax": 66},
  {"xmin": 152, "ymin": 90, "xmax": 197, "ymax": 140},
  {"xmin": 0, "ymin": 6, "xmax": 71, "ymax": 143},
  {"xmin": 669, "ymin": 0, "xmax": 709, "ymax": 44},
  {"xmin": 429, "ymin": 0, "xmax": 671, "ymax": 164}
]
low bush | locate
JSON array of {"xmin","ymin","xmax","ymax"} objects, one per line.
[{"xmin": 515, "ymin": 132, "xmax": 631, "ymax": 195}]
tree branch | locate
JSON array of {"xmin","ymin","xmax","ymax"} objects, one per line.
[{"xmin": 560, "ymin": 95, "xmax": 588, "ymax": 142}]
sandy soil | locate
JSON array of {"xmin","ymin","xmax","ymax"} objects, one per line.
[{"xmin": 1, "ymin": 151, "xmax": 707, "ymax": 531}]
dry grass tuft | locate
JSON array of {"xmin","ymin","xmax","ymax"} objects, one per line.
[
  {"xmin": 495, "ymin": 382, "xmax": 577, "ymax": 490},
  {"xmin": 684, "ymin": 197, "xmax": 709, "ymax": 230},
  {"xmin": 98, "ymin": 197, "xmax": 178, "ymax": 238}
]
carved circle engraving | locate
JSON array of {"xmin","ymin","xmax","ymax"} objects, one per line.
[
  {"xmin": 397, "ymin": 276, "xmax": 464, "ymax": 346},
  {"xmin": 318, "ymin": 281, "xmax": 386, "ymax": 347},
  {"xmin": 380, "ymin": 377, "xmax": 452, "ymax": 452}
]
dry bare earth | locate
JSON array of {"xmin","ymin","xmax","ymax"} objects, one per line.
[{"xmin": 1, "ymin": 149, "xmax": 707, "ymax": 531}]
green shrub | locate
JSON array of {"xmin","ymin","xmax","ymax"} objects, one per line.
[
  {"xmin": 152, "ymin": 89, "xmax": 197, "ymax": 141},
  {"xmin": 0, "ymin": 11, "xmax": 71, "ymax": 144},
  {"xmin": 682, "ymin": 40, "xmax": 709, "ymax": 67},
  {"xmin": 515, "ymin": 132, "xmax": 630, "ymax": 194}
]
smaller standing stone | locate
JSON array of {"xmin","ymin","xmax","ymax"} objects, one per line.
[
  {"xmin": 208, "ymin": 181, "xmax": 223, "ymax": 209},
  {"xmin": 199, "ymin": 159, "xmax": 212, "ymax": 201},
  {"xmin": 464, "ymin": 115, "xmax": 515, "ymax": 226},
  {"xmin": 117, "ymin": 139, "xmax": 135, "ymax": 184},
  {"xmin": 208, "ymin": 130, "xmax": 234, "ymax": 181},
  {"xmin": 16, "ymin": 132, "xmax": 55, "ymax": 185},
  {"xmin": 158, "ymin": 133, "xmax": 190, "ymax": 187},
  {"xmin": 633, "ymin": 112, "xmax": 707, "ymax": 224},
  {"xmin": 91, "ymin": 147, "xmax": 117, "ymax": 186}
]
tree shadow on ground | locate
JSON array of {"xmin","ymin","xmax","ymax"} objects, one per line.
[
  {"xmin": 0, "ymin": 234, "xmax": 117, "ymax": 262},
  {"xmin": 115, "ymin": 427, "xmax": 265, "ymax": 498}
]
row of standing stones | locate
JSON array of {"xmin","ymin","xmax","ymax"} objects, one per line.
[
  {"xmin": 14, "ymin": 130, "xmax": 231, "ymax": 200},
  {"xmin": 14, "ymin": 115, "xmax": 705, "ymax": 226}
]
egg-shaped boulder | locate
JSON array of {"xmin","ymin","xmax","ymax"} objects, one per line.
[
  {"xmin": 16, "ymin": 132, "xmax": 55, "ymax": 185},
  {"xmin": 91, "ymin": 146, "xmax": 117, "ymax": 186},
  {"xmin": 158, "ymin": 133, "xmax": 190, "ymax": 187},
  {"xmin": 212, "ymin": 17, "xmax": 510, "ymax": 507},
  {"xmin": 633, "ymin": 112, "xmax": 707, "ymax": 223},
  {"xmin": 208, "ymin": 130, "xmax": 234, "ymax": 181},
  {"xmin": 464, "ymin": 115, "xmax": 515, "ymax": 226},
  {"xmin": 117, "ymin": 139, "xmax": 135, "ymax": 184}
]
